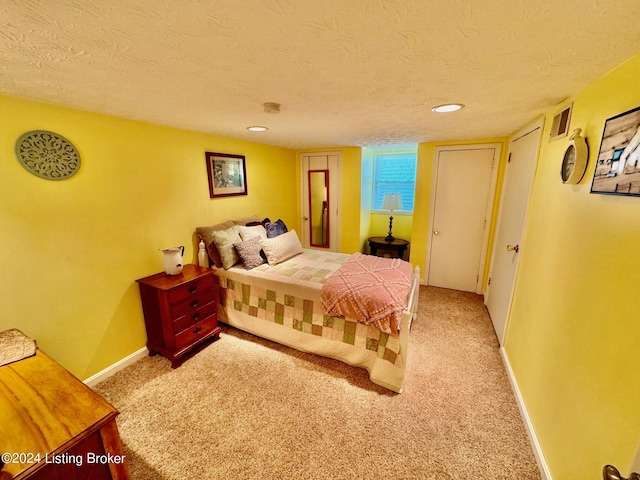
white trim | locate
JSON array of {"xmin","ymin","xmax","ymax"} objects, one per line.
[
  {"xmin": 501, "ymin": 347, "xmax": 552, "ymax": 480},
  {"xmin": 476, "ymin": 144, "xmax": 501, "ymax": 294},
  {"xmin": 83, "ymin": 346, "xmax": 148, "ymax": 387}
]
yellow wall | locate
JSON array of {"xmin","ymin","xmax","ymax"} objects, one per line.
[
  {"xmin": 0, "ymin": 94, "xmax": 297, "ymax": 380},
  {"xmin": 505, "ymin": 52, "xmax": 640, "ymax": 478},
  {"xmin": 339, "ymin": 147, "xmax": 364, "ymax": 253},
  {"xmin": 369, "ymin": 214, "xmax": 413, "ymax": 246},
  {"xmin": 410, "ymin": 139, "xmax": 509, "ymax": 285}
]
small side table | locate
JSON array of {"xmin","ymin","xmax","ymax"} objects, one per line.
[{"xmin": 368, "ymin": 236, "xmax": 409, "ymax": 259}]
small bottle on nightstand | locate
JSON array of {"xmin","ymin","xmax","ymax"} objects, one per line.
[{"xmin": 198, "ymin": 240, "xmax": 208, "ymax": 267}]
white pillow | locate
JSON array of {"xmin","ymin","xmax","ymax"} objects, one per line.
[
  {"xmin": 238, "ymin": 224, "xmax": 267, "ymax": 241},
  {"xmin": 260, "ymin": 230, "xmax": 303, "ymax": 266}
]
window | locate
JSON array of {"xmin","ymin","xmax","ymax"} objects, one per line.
[{"xmin": 372, "ymin": 152, "xmax": 417, "ymax": 212}]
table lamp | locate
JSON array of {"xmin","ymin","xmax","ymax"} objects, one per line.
[{"xmin": 381, "ymin": 193, "xmax": 403, "ymax": 241}]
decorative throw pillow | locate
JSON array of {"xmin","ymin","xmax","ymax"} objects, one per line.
[
  {"xmin": 265, "ymin": 219, "xmax": 288, "ymax": 238},
  {"xmin": 260, "ymin": 229, "xmax": 303, "ymax": 266},
  {"xmin": 238, "ymin": 224, "xmax": 267, "ymax": 241},
  {"xmin": 234, "ymin": 236, "xmax": 266, "ymax": 269},
  {"xmin": 212, "ymin": 225, "xmax": 242, "ymax": 269},
  {"xmin": 196, "ymin": 220, "xmax": 235, "ymax": 267}
]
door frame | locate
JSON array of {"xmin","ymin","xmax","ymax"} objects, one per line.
[
  {"xmin": 425, "ymin": 143, "xmax": 501, "ymax": 294},
  {"xmin": 300, "ymin": 152, "xmax": 342, "ymax": 252},
  {"xmin": 484, "ymin": 117, "xmax": 544, "ymax": 342}
]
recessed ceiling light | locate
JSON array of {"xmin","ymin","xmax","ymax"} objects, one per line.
[
  {"xmin": 247, "ymin": 126, "xmax": 268, "ymax": 132},
  {"xmin": 431, "ymin": 103, "xmax": 465, "ymax": 113}
]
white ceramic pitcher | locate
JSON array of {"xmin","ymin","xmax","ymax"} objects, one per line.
[{"xmin": 159, "ymin": 246, "xmax": 184, "ymax": 275}]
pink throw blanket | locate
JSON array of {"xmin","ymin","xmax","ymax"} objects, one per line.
[{"xmin": 321, "ymin": 253, "xmax": 412, "ymax": 335}]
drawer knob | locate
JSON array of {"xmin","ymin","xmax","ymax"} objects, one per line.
[
  {"xmin": 190, "ymin": 299, "xmax": 199, "ymax": 308},
  {"xmin": 192, "ymin": 313, "xmax": 200, "ymax": 321},
  {"xmin": 188, "ymin": 285, "xmax": 198, "ymax": 293},
  {"xmin": 193, "ymin": 326, "xmax": 202, "ymax": 335}
]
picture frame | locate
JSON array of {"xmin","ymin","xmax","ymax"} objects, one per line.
[
  {"xmin": 205, "ymin": 151, "xmax": 247, "ymax": 198},
  {"xmin": 590, "ymin": 105, "xmax": 640, "ymax": 196}
]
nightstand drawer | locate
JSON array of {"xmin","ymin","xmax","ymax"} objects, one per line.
[
  {"xmin": 174, "ymin": 316, "xmax": 218, "ymax": 351},
  {"xmin": 170, "ymin": 290, "xmax": 216, "ymax": 320},
  {"xmin": 168, "ymin": 274, "xmax": 214, "ymax": 304},
  {"xmin": 173, "ymin": 302, "xmax": 217, "ymax": 334}
]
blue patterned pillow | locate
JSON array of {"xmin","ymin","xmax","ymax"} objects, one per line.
[{"xmin": 265, "ymin": 219, "xmax": 288, "ymax": 238}]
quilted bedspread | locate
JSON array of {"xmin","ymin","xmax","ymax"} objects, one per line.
[
  {"xmin": 216, "ymin": 249, "xmax": 405, "ymax": 366},
  {"xmin": 321, "ymin": 253, "xmax": 412, "ymax": 335}
]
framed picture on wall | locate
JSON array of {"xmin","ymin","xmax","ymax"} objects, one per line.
[
  {"xmin": 590, "ymin": 105, "xmax": 640, "ymax": 197},
  {"xmin": 205, "ymin": 151, "xmax": 247, "ymax": 198}
]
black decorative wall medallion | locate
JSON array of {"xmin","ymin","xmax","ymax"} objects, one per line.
[{"xmin": 15, "ymin": 130, "xmax": 81, "ymax": 180}]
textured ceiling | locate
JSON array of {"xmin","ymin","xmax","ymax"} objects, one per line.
[{"xmin": 2, "ymin": 0, "xmax": 640, "ymax": 150}]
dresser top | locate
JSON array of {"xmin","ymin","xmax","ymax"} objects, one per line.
[
  {"xmin": 136, "ymin": 264, "xmax": 214, "ymax": 290},
  {"xmin": 0, "ymin": 350, "xmax": 118, "ymax": 477}
]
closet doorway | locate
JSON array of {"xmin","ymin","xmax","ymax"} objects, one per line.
[
  {"xmin": 300, "ymin": 152, "xmax": 341, "ymax": 252},
  {"xmin": 485, "ymin": 120, "xmax": 543, "ymax": 344},
  {"xmin": 426, "ymin": 145, "xmax": 500, "ymax": 293}
]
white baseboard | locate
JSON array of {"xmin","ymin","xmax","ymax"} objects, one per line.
[
  {"xmin": 83, "ymin": 346, "xmax": 148, "ymax": 388},
  {"xmin": 501, "ymin": 347, "xmax": 552, "ymax": 480}
]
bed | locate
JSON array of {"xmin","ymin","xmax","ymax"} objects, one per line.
[{"xmin": 196, "ymin": 219, "xmax": 421, "ymax": 393}]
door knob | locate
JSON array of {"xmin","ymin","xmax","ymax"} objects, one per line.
[
  {"xmin": 303, "ymin": 216, "xmax": 308, "ymax": 220},
  {"xmin": 433, "ymin": 230, "xmax": 440, "ymax": 236},
  {"xmin": 603, "ymin": 464, "xmax": 640, "ymax": 480},
  {"xmin": 506, "ymin": 244, "xmax": 519, "ymax": 253}
]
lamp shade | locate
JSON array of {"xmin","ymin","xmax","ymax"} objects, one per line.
[{"xmin": 381, "ymin": 193, "xmax": 403, "ymax": 212}]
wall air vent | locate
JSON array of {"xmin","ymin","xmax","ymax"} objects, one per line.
[{"xmin": 549, "ymin": 103, "xmax": 573, "ymax": 141}]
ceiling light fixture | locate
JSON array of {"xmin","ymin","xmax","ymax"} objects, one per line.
[
  {"xmin": 247, "ymin": 126, "xmax": 268, "ymax": 132},
  {"xmin": 431, "ymin": 103, "xmax": 465, "ymax": 113}
]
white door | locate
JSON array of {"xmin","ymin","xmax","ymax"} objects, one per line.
[
  {"xmin": 485, "ymin": 120, "xmax": 543, "ymax": 344},
  {"xmin": 301, "ymin": 153, "xmax": 341, "ymax": 252},
  {"xmin": 427, "ymin": 145, "xmax": 499, "ymax": 293}
]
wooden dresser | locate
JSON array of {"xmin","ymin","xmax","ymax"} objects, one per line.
[
  {"xmin": 0, "ymin": 349, "xmax": 129, "ymax": 480},
  {"xmin": 136, "ymin": 264, "xmax": 221, "ymax": 367}
]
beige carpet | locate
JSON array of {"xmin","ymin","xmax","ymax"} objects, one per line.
[{"xmin": 95, "ymin": 286, "xmax": 541, "ymax": 479}]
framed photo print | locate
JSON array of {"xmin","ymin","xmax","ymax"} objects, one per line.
[
  {"xmin": 590, "ymin": 105, "xmax": 640, "ymax": 196},
  {"xmin": 205, "ymin": 152, "xmax": 247, "ymax": 198}
]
